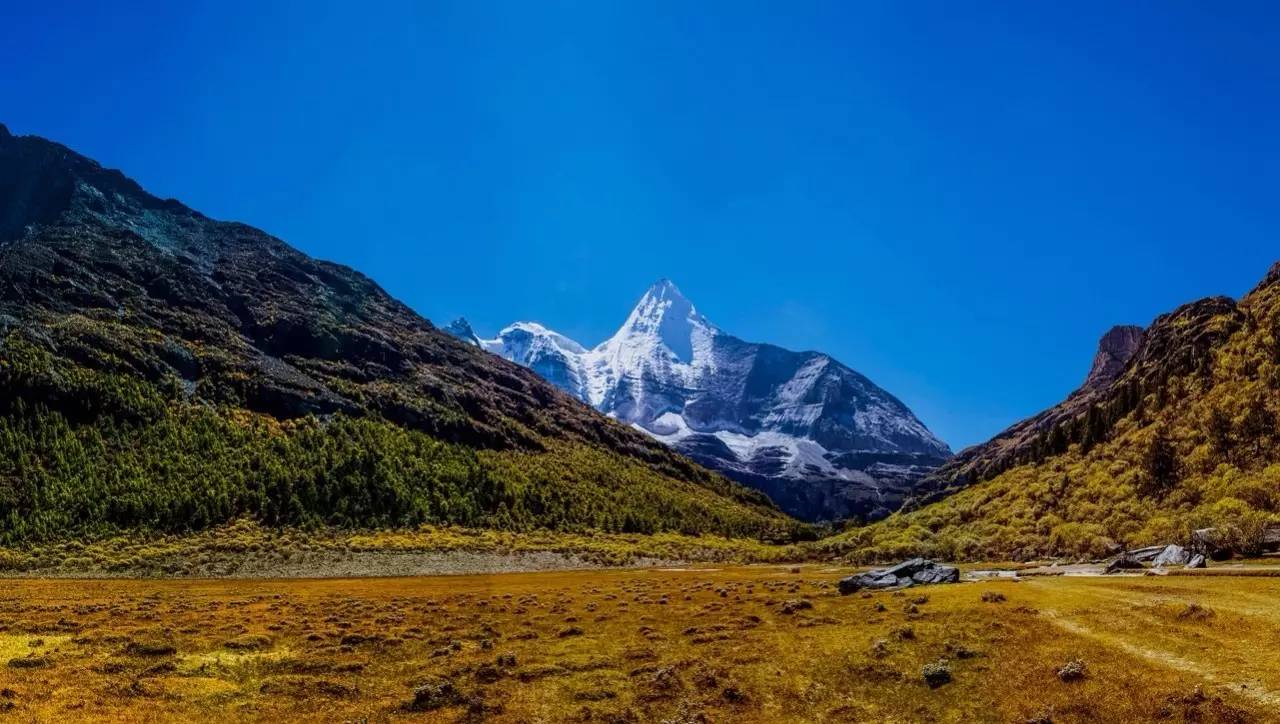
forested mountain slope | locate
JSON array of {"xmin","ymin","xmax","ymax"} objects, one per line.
[
  {"xmin": 0, "ymin": 124, "xmax": 803, "ymax": 544},
  {"xmin": 830, "ymin": 261, "xmax": 1280, "ymax": 561}
]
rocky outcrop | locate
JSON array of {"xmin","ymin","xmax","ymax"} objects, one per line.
[
  {"xmin": 1083, "ymin": 325, "xmax": 1144, "ymax": 391},
  {"xmin": 837, "ymin": 558, "xmax": 960, "ymax": 594}
]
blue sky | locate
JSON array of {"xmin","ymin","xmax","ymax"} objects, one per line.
[{"xmin": 3, "ymin": 1, "xmax": 1278, "ymax": 449}]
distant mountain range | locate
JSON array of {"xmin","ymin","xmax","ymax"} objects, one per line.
[
  {"xmin": 447, "ymin": 280, "xmax": 951, "ymax": 521},
  {"xmin": 0, "ymin": 123, "xmax": 802, "ymax": 543}
]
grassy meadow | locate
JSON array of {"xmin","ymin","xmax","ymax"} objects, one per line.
[{"xmin": 0, "ymin": 566, "xmax": 1272, "ymax": 722}]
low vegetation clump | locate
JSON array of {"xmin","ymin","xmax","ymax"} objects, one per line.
[
  {"xmin": 1176, "ymin": 602, "xmax": 1215, "ymax": 621},
  {"xmin": 921, "ymin": 658, "xmax": 952, "ymax": 688},
  {"xmin": 1057, "ymin": 659, "xmax": 1087, "ymax": 682}
]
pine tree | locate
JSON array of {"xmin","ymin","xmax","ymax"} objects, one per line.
[{"xmin": 1140, "ymin": 426, "xmax": 1179, "ymax": 497}]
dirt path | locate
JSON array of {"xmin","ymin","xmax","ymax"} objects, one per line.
[
  {"xmin": 1026, "ymin": 577, "xmax": 1280, "ymax": 712},
  {"xmin": 1042, "ymin": 609, "xmax": 1280, "ymax": 710}
]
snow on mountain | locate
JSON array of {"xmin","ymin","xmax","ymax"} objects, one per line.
[
  {"xmin": 445, "ymin": 280, "xmax": 952, "ymax": 522},
  {"xmin": 443, "ymin": 318, "xmax": 484, "ymax": 347},
  {"xmin": 450, "ymin": 319, "xmax": 591, "ymax": 399}
]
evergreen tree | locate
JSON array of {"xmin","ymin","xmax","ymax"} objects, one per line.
[{"xmin": 1140, "ymin": 426, "xmax": 1179, "ymax": 498}]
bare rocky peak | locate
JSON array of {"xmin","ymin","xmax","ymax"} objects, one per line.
[{"xmin": 1083, "ymin": 325, "xmax": 1144, "ymax": 391}]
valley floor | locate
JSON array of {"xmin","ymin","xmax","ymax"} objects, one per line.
[
  {"xmin": 0, "ymin": 567, "xmax": 1273, "ymax": 722},
  {"xmin": 0, "ymin": 522, "xmax": 802, "ymax": 578}
]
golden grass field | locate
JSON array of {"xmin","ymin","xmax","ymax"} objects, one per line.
[{"xmin": 1, "ymin": 567, "xmax": 1273, "ymax": 723}]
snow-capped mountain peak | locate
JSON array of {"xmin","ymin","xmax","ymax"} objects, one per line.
[
  {"xmin": 496, "ymin": 321, "xmax": 588, "ymax": 355},
  {"xmin": 602, "ymin": 278, "xmax": 717, "ymax": 365},
  {"xmin": 445, "ymin": 279, "xmax": 951, "ymax": 522}
]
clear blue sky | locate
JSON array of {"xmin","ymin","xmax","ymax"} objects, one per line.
[{"xmin": 4, "ymin": 1, "xmax": 1278, "ymax": 449}]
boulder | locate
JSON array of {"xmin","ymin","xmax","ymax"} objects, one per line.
[
  {"xmin": 837, "ymin": 571, "xmax": 894, "ymax": 594},
  {"xmin": 1151, "ymin": 545, "xmax": 1189, "ymax": 567},
  {"xmin": 882, "ymin": 558, "xmax": 929, "ymax": 578},
  {"xmin": 1128, "ymin": 545, "xmax": 1167, "ymax": 563},
  {"xmin": 872, "ymin": 576, "xmax": 900, "ymax": 589},
  {"xmin": 911, "ymin": 565, "xmax": 960, "ymax": 585},
  {"xmin": 839, "ymin": 559, "xmax": 959, "ymax": 595},
  {"xmin": 1185, "ymin": 554, "xmax": 1207, "ymax": 569}
]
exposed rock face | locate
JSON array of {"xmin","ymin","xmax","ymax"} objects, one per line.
[
  {"xmin": 1083, "ymin": 325, "xmax": 1144, "ymax": 391},
  {"xmin": 1259, "ymin": 261, "xmax": 1280, "ymax": 291},
  {"xmin": 451, "ymin": 281, "xmax": 952, "ymax": 522}
]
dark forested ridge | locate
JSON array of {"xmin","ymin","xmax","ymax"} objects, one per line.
[{"xmin": 0, "ymin": 124, "xmax": 803, "ymax": 544}]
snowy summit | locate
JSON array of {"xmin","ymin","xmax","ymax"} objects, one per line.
[{"xmin": 449, "ymin": 279, "xmax": 952, "ymax": 521}]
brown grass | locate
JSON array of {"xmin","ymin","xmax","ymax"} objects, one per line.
[{"xmin": 0, "ymin": 569, "xmax": 1274, "ymax": 721}]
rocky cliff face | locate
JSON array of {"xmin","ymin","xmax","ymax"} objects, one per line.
[
  {"xmin": 451, "ymin": 280, "xmax": 952, "ymax": 522},
  {"xmin": 1083, "ymin": 325, "xmax": 1145, "ymax": 391}
]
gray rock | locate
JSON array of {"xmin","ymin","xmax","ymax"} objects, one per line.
[
  {"xmin": 1083, "ymin": 326, "xmax": 1144, "ymax": 391},
  {"xmin": 911, "ymin": 565, "xmax": 960, "ymax": 585},
  {"xmin": 838, "ymin": 559, "xmax": 959, "ymax": 595},
  {"xmin": 1185, "ymin": 554, "xmax": 1206, "ymax": 569},
  {"xmin": 1151, "ymin": 544, "xmax": 1189, "ymax": 567},
  {"xmin": 1128, "ymin": 545, "xmax": 1167, "ymax": 562},
  {"xmin": 838, "ymin": 571, "xmax": 896, "ymax": 594},
  {"xmin": 869, "ymin": 576, "xmax": 899, "ymax": 590},
  {"xmin": 836, "ymin": 575, "xmax": 865, "ymax": 595},
  {"xmin": 882, "ymin": 558, "xmax": 928, "ymax": 578}
]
